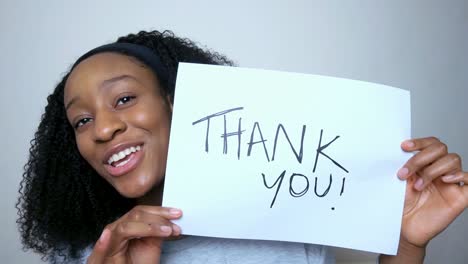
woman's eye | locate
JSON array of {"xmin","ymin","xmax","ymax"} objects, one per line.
[
  {"xmin": 74, "ymin": 117, "xmax": 92, "ymax": 129},
  {"xmin": 116, "ymin": 96, "xmax": 136, "ymax": 106}
]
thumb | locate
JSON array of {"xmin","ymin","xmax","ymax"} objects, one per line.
[
  {"xmin": 87, "ymin": 229, "xmax": 111, "ymax": 264},
  {"xmin": 140, "ymin": 237, "xmax": 164, "ymax": 264},
  {"xmin": 403, "ymin": 176, "xmax": 420, "ymax": 215}
]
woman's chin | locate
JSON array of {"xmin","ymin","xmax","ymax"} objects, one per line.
[
  {"xmin": 116, "ymin": 184, "xmax": 149, "ymax": 199},
  {"xmin": 116, "ymin": 178, "xmax": 164, "ymax": 202}
]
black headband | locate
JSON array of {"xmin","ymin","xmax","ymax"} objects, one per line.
[{"xmin": 71, "ymin": 42, "xmax": 169, "ymax": 86}]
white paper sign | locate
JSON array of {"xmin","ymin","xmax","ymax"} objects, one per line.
[{"xmin": 163, "ymin": 63, "xmax": 411, "ymax": 255}]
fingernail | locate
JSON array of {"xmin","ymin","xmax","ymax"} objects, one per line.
[
  {"xmin": 169, "ymin": 208, "xmax": 182, "ymax": 217},
  {"xmin": 414, "ymin": 178, "xmax": 424, "ymax": 191},
  {"xmin": 397, "ymin": 167, "xmax": 409, "ymax": 179},
  {"xmin": 99, "ymin": 229, "xmax": 110, "ymax": 243},
  {"xmin": 160, "ymin": 225, "xmax": 171, "ymax": 233},
  {"xmin": 172, "ymin": 224, "xmax": 181, "ymax": 235},
  {"xmin": 442, "ymin": 175, "xmax": 461, "ymax": 182},
  {"xmin": 403, "ymin": 140, "xmax": 415, "ymax": 148}
]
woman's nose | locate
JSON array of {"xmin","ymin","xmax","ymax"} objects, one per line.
[{"xmin": 93, "ymin": 111, "xmax": 126, "ymax": 142}]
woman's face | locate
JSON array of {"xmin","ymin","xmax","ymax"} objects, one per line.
[{"xmin": 64, "ymin": 52, "xmax": 171, "ymax": 198}]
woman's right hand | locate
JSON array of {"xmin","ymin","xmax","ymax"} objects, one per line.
[{"xmin": 86, "ymin": 206, "xmax": 182, "ymax": 264}]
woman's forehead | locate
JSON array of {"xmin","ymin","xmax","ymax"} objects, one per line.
[
  {"xmin": 64, "ymin": 53, "xmax": 155, "ymax": 98},
  {"xmin": 68, "ymin": 53, "xmax": 145, "ymax": 82}
]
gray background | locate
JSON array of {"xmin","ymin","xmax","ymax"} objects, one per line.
[{"xmin": 1, "ymin": 0, "xmax": 466, "ymax": 263}]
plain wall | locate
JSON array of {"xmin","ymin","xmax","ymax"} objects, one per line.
[{"xmin": 1, "ymin": 1, "xmax": 466, "ymax": 263}]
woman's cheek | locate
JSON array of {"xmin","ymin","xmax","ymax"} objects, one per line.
[{"xmin": 76, "ymin": 137, "xmax": 93, "ymax": 163}]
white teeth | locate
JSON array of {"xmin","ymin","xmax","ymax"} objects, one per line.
[
  {"xmin": 115, "ymin": 158, "xmax": 131, "ymax": 167},
  {"xmin": 107, "ymin": 145, "xmax": 142, "ymax": 165}
]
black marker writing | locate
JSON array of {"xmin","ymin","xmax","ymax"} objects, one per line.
[
  {"xmin": 272, "ymin": 124, "xmax": 306, "ymax": 164},
  {"xmin": 192, "ymin": 108, "xmax": 350, "ymax": 209},
  {"xmin": 263, "ymin": 171, "xmax": 339, "ymax": 208},
  {"xmin": 314, "ymin": 174, "xmax": 332, "ymax": 197},
  {"xmin": 192, "ymin": 107, "xmax": 244, "ymax": 152},
  {"xmin": 313, "ymin": 129, "xmax": 349, "ymax": 173},
  {"xmin": 340, "ymin": 177, "xmax": 346, "ymax": 196},
  {"xmin": 289, "ymin": 173, "xmax": 309, "ymax": 197},
  {"xmin": 221, "ymin": 116, "xmax": 245, "ymax": 159},
  {"xmin": 262, "ymin": 170, "xmax": 286, "ymax": 208},
  {"xmin": 247, "ymin": 122, "xmax": 270, "ymax": 162}
]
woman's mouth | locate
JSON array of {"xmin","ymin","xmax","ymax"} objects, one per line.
[{"xmin": 104, "ymin": 145, "xmax": 143, "ymax": 177}]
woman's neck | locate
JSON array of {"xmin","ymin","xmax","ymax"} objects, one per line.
[{"xmin": 137, "ymin": 181, "xmax": 164, "ymax": 206}]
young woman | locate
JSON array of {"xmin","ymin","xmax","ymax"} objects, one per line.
[{"xmin": 17, "ymin": 30, "xmax": 467, "ymax": 264}]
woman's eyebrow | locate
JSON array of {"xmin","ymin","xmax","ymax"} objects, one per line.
[
  {"xmin": 66, "ymin": 75, "xmax": 139, "ymax": 110},
  {"xmin": 65, "ymin": 96, "xmax": 80, "ymax": 110},
  {"xmin": 101, "ymin": 74, "xmax": 138, "ymax": 89}
]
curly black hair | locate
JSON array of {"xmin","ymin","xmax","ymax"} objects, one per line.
[{"xmin": 16, "ymin": 30, "xmax": 234, "ymax": 263}]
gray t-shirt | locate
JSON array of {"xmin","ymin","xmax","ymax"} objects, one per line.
[
  {"xmin": 77, "ymin": 236, "xmax": 335, "ymax": 263},
  {"xmin": 161, "ymin": 236, "xmax": 334, "ymax": 264}
]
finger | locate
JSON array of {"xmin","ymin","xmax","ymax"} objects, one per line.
[
  {"xmin": 124, "ymin": 206, "xmax": 183, "ymax": 220},
  {"xmin": 107, "ymin": 221, "xmax": 174, "ymax": 256},
  {"xmin": 464, "ymin": 184, "xmax": 468, "ymax": 208},
  {"xmin": 441, "ymin": 171, "xmax": 468, "ymax": 209},
  {"xmin": 86, "ymin": 229, "xmax": 111, "ymax": 264},
  {"xmin": 171, "ymin": 224, "xmax": 182, "ymax": 237},
  {"xmin": 120, "ymin": 210, "xmax": 182, "ymax": 237},
  {"xmin": 401, "ymin": 137, "xmax": 441, "ymax": 152},
  {"xmin": 115, "ymin": 221, "xmax": 173, "ymax": 240},
  {"xmin": 397, "ymin": 140, "xmax": 448, "ymax": 180},
  {"xmin": 122, "ymin": 208, "xmax": 183, "ymax": 236},
  {"xmin": 442, "ymin": 171, "xmax": 468, "ymax": 185},
  {"xmin": 414, "ymin": 153, "xmax": 462, "ymax": 190}
]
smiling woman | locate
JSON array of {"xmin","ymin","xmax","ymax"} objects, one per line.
[
  {"xmin": 16, "ymin": 30, "xmax": 468, "ymax": 264},
  {"xmin": 16, "ymin": 30, "xmax": 235, "ymax": 263},
  {"xmin": 64, "ymin": 52, "xmax": 172, "ymax": 199}
]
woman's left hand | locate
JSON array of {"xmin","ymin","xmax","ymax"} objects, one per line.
[
  {"xmin": 381, "ymin": 137, "xmax": 467, "ymax": 263},
  {"xmin": 398, "ymin": 137, "xmax": 467, "ymax": 248}
]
